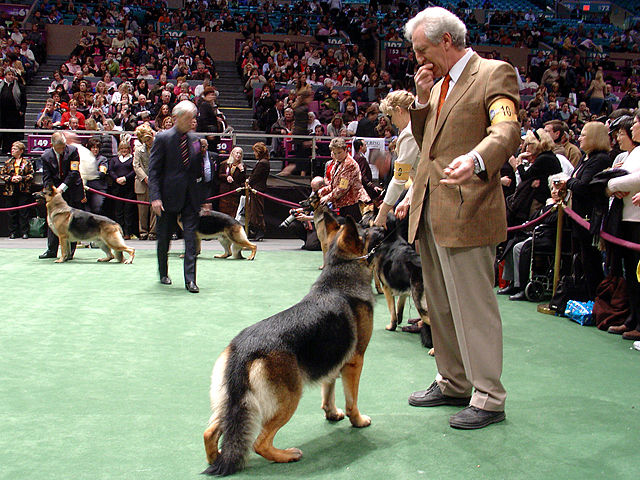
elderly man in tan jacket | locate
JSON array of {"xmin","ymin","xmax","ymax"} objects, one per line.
[{"xmin": 400, "ymin": 7, "xmax": 521, "ymax": 429}]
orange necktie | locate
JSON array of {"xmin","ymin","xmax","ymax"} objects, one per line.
[{"xmin": 436, "ymin": 74, "xmax": 451, "ymax": 120}]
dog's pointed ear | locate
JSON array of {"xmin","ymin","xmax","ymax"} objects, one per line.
[
  {"xmin": 324, "ymin": 210, "xmax": 340, "ymax": 236},
  {"xmin": 338, "ymin": 216, "xmax": 364, "ymax": 255}
]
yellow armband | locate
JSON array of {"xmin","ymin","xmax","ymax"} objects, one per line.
[
  {"xmin": 394, "ymin": 161, "xmax": 411, "ymax": 181},
  {"xmin": 99, "ymin": 165, "xmax": 107, "ymax": 174},
  {"xmin": 70, "ymin": 161, "xmax": 80, "ymax": 171},
  {"xmin": 339, "ymin": 177, "xmax": 349, "ymax": 189},
  {"xmin": 488, "ymin": 98, "xmax": 517, "ymax": 125}
]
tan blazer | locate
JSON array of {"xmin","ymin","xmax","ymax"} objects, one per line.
[
  {"xmin": 409, "ymin": 53, "xmax": 521, "ymax": 247},
  {"xmin": 133, "ymin": 143, "xmax": 151, "ymax": 195}
]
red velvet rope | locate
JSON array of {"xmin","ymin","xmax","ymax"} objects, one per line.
[
  {"xmin": 0, "ymin": 201, "xmax": 37, "ymax": 212},
  {"xmin": 506, "ymin": 207, "xmax": 555, "ymax": 232},
  {"xmin": 564, "ymin": 206, "xmax": 640, "ymax": 252},
  {"xmin": 251, "ymin": 189, "xmax": 303, "ymax": 209},
  {"xmin": 86, "ymin": 187, "xmax": 241, "ymax": 205}
]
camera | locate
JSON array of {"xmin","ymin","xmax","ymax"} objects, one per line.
[{"xmin": 279, "ymin": 198, "xmax": 313, "ymax": 229}]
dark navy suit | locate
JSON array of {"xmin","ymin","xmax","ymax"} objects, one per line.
[
  {"xmin": 148, "ymin": 126, "xmax": 204, "ymax": 284},
  {"xmin": 41, "ymin": 144, "xmax": 84, "ymax": 256}
]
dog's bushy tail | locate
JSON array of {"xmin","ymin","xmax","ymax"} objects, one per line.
[{"xmin": 202, "ymin": 353, "xmax": 255, "ymax": 476}]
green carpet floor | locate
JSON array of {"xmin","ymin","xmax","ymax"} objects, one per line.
[{"xmin": 1, "ymin": 248, "xmax": 639, "ymax": 480}]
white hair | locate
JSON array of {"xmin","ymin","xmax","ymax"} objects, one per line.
[
  {"xmin": 404, "ymin": 6, "xmax": 467, "ymax": 49},
  {"xmin": 172, "ymin": 100, "xmax": 197, "ymax": 118},
  {"xmin": 51, "ymin": 132, "xmax": 67, "ymax": 146}
]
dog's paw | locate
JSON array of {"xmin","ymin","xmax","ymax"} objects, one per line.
[
  {"xmin": 428, "ymin": 348, "xmax": 435, "ymax": 357},
  {"xmin": 350, "ymin": 414, "xmax": 371, "ymax": 428},
  {"xmin": 324, "ymin": 408, "xmax": 345, "ymax": 422},
  {"xmin": 281, "ymin": 448, "xmax": 303, "ymax": 463},
  {"xmin": 54, "ymin": 258, "xmax": 65, "ymax": 263},
  {"xmin": 97, "ymin": 257, "xmax": 113, "ymax": 262},
  {"xmin": 385, "ymin": 323, "xmax": 397, "ymax": 331},
  {"xmin": 124, "ymin": 258, "xmax": 133, "ymax": 264}
]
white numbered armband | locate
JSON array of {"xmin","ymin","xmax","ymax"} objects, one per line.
[
  {"xmin": 488, "ymin": 98, "xmax": 517, "ymax": 125},
  {"xmin": 393, "ymin": 162, "xmax": 411, "ymax": 181}
]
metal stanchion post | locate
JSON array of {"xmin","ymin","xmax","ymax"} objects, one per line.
[
  {"xmin": 244, "ymin": 181, "xmax": 250, "ymax": 236},
  {"xmin": 538, "ymin": 203, "xmax": 564, "ymax": 315}
]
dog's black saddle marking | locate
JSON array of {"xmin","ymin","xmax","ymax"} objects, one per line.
[
  {"xmin": 198, "ymin": 211, "xmax": 239, "ymax": 235},
  {"xmin": 69, "ymin": 209, "xmax": 117, "ymax": 232}
]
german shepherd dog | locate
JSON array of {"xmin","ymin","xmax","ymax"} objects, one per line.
[
  {"xmin": 365, "ymin": 214, "xmax": 433, "ymax": 354},
  {"xmin": 34, "ymin": 184, "xmax": 135, "ymax": 263},
  {"xmin": 180, "ymin": 210, "xmax": 257, "ymax": 260},
  {"xmin": 202, "ymin": 213, "xmax": 374, "ymax": 476}
]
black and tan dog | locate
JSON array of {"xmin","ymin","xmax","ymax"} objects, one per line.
[
  {"xmin": 180, "ymin": 210, "xmax": 257, "ymax": 260},
  {"xmin": 365, "ymin": 214, "xmax": 433, "ymax": 354},
  {"xmin": 202, "ymin": 213, "xmax": 374, "ymax": 476},
  {"xmin": 34, "ymin": 184, "xmax": 135, "ymax": 263}
]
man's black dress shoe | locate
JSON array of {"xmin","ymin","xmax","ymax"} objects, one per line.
[
  {"xmin": 39, "ymin": 250, "xmax": 57, "ymax": 259},
  {"xmin": 408, "ymin": 381, "xmax": 471, "ymax": 407},
  {"xmin": 160, "ymin": 276, "xmax": 172, "ymax": 285},
  {"xmin": 497, "ymin": 285, "xmax": 519, "ymax": 295},
  {"xmin": 509, "ymin": 290, "xmax": 527, "ymax": 301},
  {"xmin": 9, "ymin": 233, "xmax": 16, "ymax": 239},
  {"xmin": 185, "ymin": 282, "xmax": 199, "ymax": 293},
  {"xmin": 449, "ymin": 406, "xmax": 505, "ymax": 429}
]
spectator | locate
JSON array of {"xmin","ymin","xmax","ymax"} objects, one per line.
[
  {"xmin": 327, "ymin": 113, "xmax": 345, "ymax": 137},
  {"xmin": 109, "ymin": 140, "xmax": 137, "ymax": 239},
  {"xmin": 355, "ymin": 106, "xmax": 378, "ymax": 138},
  {"xmin": 0, "ymin": 141, "xmax": 33, "ymax": 238},
  {"xmin": 133, "ymin": 124, "xmax": 156, "ymax": 240},
  {"xmin": 585, "ymin": 70, "xmax": 607, "ymax": 115},
  {"xmin": 247, "ymin": 142, "xmax": 270, "ymax": 241},
  {"xmin": 606, "ymin": 113, "xmax": 640, "ymax": 340},
  {"xmin": 217, "ymin": 146, "xmax": 246, "ymax": 218},
  {"xmin": 36, "ymin": 98, "xmax": 62, "ymax": 128},
  {"xmin": 506, "ymin": 129, "xmax": 562, "ymax": 226},
  {"xmin": 352, "ymin": 137, "xmax": 380, "ymax": 201},
  {"xmin": 557, "ymin": 121, "xmax": 612, "ymax": 299},
  {"xmin": 197, "ymin": 86, "xmax": 225, "ymax": 152},
  {"xmin": 0, "ymin": 68, "xmax": 26, "ymax": 154},
  {"xmin": 48, "ymin": 70, "xmax": 69, "ymax": 93}
]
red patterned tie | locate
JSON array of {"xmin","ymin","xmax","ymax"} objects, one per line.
[
  {"xmin": 180, "ymin": 134, "xmax": 190, "ymax": 168},
  {"xmin": 436, "ymin": 74, "xmax": 451, "ymax": 120}
]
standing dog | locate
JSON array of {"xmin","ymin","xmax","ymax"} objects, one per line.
[
  {"xmin": 180, "ymin": 210, "xmax": 257, "ymax": 260},
  {"xmin": 34, "ymin": 185, "xmax": 135, "ymax": 263},
  {"xmin": 202, "ymin": 214, "xmax": 374, "ymax": 476},
  {"xmin": 365, "ymin": 214, "xmax": 433, "ymax": 354}
]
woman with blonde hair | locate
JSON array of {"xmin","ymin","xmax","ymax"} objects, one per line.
[
  {"xmin": 133, "ymin": 124, "xmax": 156, "ymax": 240},
  {"xmin": 506, "ymin": 128, "xmax": 562, "ymax": 226},
  {"xmin": 218, "ymin": 146, "xmax": 246, "ymax": 218},
  {"xmin": 586, "ymin": 69, "xmax": 606, "ymax": 115},
  {"xmin": 374, "ymin": 90, "xmax": 420, "ymax": 227},
  {"xmin": 557, "ymin": 121, "xmax": 612, "ymax": 298}
]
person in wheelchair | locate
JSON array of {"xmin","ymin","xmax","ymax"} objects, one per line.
[{"xmin": 498, "ymin": 173, "xmax": 571, "ymax": 301}]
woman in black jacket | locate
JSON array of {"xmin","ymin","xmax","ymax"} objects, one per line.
[
  {"xmin": 247, "ymin": 142, "xmax": 271, "ymax": 241},
  {"xmin": 557, "ymin": 121, "xmax": 612, "ymax": 298},
  {"xmin": 506, "ymin": 128, "xmax": 562, "ymax": 226}
]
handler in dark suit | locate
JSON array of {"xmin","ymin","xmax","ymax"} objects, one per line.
[
  {"xmin": 402, "ymin": 7, "xmax": 521, "ymax": 429},
  {"xmin": 39, "ymin": 132, "xmax": 85, "ymax": 259},
  {"xmin": 149, "ymin": 100, "xmax": 204, "ymax": 293}
]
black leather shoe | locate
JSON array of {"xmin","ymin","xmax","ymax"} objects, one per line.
[
  {"xmin": 185, "ymin": 282, "xmax": 199, "ymax": 293},
  {"xmin": 497, "ymin": 285, "xmax": 519, "ymax": 295},
  {"xmin": 509, "ymin": 291, "xmax": 527, "ymax": 301},
  {"xmin": 9, "ymin": 233, "xmax": 16, "ymax": 239},
  {"xmin": 160, "ymin": 276, "xmax": 172, "ymax": 285},
  {"xmin": 39, "ymin": 250, "xmax": 57, "ymax": 259},
  {"xmin": 408, "ymin": 381, "xmax": 471, "ymax": 407},
  {"xmin": 449, "ymin": 406, "xmax": 505, "ymax": 429},
  {"xmin": 22, "ymin": 234, "xmax": 28, "ymax": 239}
]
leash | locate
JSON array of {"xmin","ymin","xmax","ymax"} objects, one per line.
[{"xmin": 349, "ymin": 184, "xmax": 442, "ymax": 262}]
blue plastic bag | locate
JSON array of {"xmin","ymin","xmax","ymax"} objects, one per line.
[{"xmin": 565, "ymin": 300, "xmax": 595, "ymax": 326}]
